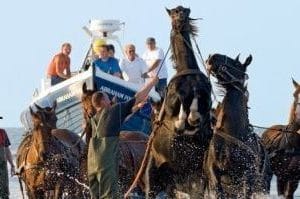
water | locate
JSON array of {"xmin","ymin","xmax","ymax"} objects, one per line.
[{"xmin": 4, "ymin": 128, "xmax": 300, "ymax": 199}]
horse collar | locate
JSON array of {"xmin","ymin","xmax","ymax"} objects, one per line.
[{"xmin": 169, "ymin": 69, "xmax": 202, "ymax": 84}]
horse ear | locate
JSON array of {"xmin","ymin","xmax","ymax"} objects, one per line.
[
  {"xmin": 52, "ymin": 100, "xmax": 57, "ymax": 111},
  {"xmin": 30, "ymin": 106, "xmax": 35, "ymax": 116},
  {"xmin": 186, "ymin": 7, "xmax": 191, "ymax": 16},
  {"xmin": 34, "ymin": 103, "xmax": 43, "ymax": 111},
  {"xmin": 166, "ymin": 8, "xmax": 171, "ymax": 16},
  {"xmin": 29, "ymin": 106, "xmax": 39, "ymax": 120},
  {"xmin": 292, "ymin": 78, "xmax": 299, "ymax": 88},
  {"xmin": 82, "ymin": 82, "xmax": 88, "ymax": 94},
  {"xmin": 243, "ymin": 55, "xmax": 252, "ymax": 68},
  {"xmin": 235, "ymin": 54, "xmax": 240, "ymax": 62}
]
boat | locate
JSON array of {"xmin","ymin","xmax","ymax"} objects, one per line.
[{"xmin": 20, "ymin": 19, "xmax": 161, "ymax": 135}]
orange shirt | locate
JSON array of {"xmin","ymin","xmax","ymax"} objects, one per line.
[{"xmin": 46, "ymin": 52, "xmax": 70, "ymax": 76}]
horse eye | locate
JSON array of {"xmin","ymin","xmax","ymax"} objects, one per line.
[
  {"xmin": 45, "ymin": 107, "xmax": 52, "ymax": 112},
  {"xmin": 221, "ymin": 66, "xmax": 227, "ymax": 71}
]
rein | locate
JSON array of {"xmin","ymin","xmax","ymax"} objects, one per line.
[
  {"xmin": 250, "ymin": 124, "xmax": 300, "ymax": 135},
  {"xmin": 214, "ymin": 130, "xmax": 259, "ymax": 163},
  {"xmin": 169, "ymin": 69, "xmax": 203, "ymax": 84},
  {"xmin": 124, "ymin": 96, "xmax": 167, "ymax": 198},
  {"xmin": 173, "ymin": 26, "xmax": 218, "ymax": 102}
]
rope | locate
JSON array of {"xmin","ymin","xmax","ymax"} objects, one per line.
[
  {"xmin": 124, "ymin": 96, "xmax": 167, "ymax": 198},
  {"xmin": 156, "ymin": 44, "xmax": 171, "ymax": 77},
  {"xmin": 250, "ymin": 124, "xmax": 300, "ymax": 135},
  {"xmin": 70, "ymin": 130, "xmax": 86, "ymax": 148},
  {"xmin": 181, "ymin": 33, "xmax": 218, "ymax": 103}
]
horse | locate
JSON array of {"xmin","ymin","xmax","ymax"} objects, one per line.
[
  {"xmin": 127, "ymin": 6, "xmax": 212, "ymax": 198},
  {"xmin": 204, "ymin": 53, "xmax": 272, "ymax": 198},
  {"xmin": 16, "ymin": 102, "xmax": 87, "ymax": 199},
  {"xmin": 261, "ymin": 79, "xmax": 300, "ymax": 199},
  {"xmin": 81, "ymin": 83, "xmax": 148, "ymax": 195}
]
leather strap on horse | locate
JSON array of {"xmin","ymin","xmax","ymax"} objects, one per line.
[
  {"xmin": 124, "ymin": 98, "xmax": 167, "ymax": 198},
  {"xmin": 168, "ymin": 69, "xmax": 203, "ymax": 84},
  {"xmin": 214, "ymin": 130, "xmax": 259, "ymax": 164},
  {"xmin": 70, "ymin": 129, "xmax": 86, "ymax": 148}
]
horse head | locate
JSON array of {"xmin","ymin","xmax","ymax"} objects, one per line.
[
  {"xmin": 81, "ymin": 83, "xmax": 97, "ymax": 119},
  {"xmin": 30, "ymin": 101, "xmax": 57, "ymax": 130},
  {"xmin": 166, "ymin": 6, "xmax": 195, "ymax": 33},
  {"xmin": 206, "ymin": 54, "xmax": 252, "ymax": 92},
  {"xmin": 166, "ymin": 6, "xmax": 199, "ymax": 73}
]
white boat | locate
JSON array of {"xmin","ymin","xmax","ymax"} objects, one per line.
[{"xmin": 20, "ymin": 19, "xmax": 160, "ymax": 134}]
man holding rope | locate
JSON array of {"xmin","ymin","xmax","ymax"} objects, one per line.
[{"xmin": 87, "ymin": 76, "xmax": 158, "ymax": 199}]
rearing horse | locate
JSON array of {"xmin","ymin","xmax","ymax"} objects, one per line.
[
  {"xmin": 261, "ymin": 79, "xmax": 300, "ymax": 199},
  {"xmin": 133, "ymin": 6, "xmax": 212, "ymax": 198},
  {"xmin": 205, "ymin": 54, "xmax": 272, "ymax": 198}
]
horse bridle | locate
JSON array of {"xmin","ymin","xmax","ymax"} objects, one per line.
[{"xmin": 211, "ymin": 56, "xmax": 249, "ymax": 94}]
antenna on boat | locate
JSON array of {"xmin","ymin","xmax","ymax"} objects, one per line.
[{"xmin": 81, "ymin": 19, "xmax": 125, "ymax": 71}]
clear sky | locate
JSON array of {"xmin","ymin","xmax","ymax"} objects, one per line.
[{"xmin": 0, "ymin": 0, "xmax": 299, "ymax": 128}]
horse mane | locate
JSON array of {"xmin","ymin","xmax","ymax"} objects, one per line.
[{"xmin": 189, "ymin": 19, "xmax": 198, "ymax": 37}]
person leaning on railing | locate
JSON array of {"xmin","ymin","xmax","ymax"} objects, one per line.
[
  {"xmin": 92, "ymin": 44, "xmax": 122, "ymax": 78},
  {"xmin": 46, "ymin": 42, "xmax": 72, "ymax": 86}
]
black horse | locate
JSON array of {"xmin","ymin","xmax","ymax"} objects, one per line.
[
  {"xmin": 261, "ymin": 79, "xmax": 300, "ymax": 199},
  {"xmin": 127, "ymin": 6, "xmax": 212, "ymax": 198},
  {"xmin": 204, "ymin": 54, "xmax": 272, "ymax": 198}
]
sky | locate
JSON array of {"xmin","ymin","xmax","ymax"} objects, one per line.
[{"xmin": 0, "ymin": 0, "xmax": 299, "ymax": 128}]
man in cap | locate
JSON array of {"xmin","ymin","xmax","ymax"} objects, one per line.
[
  {"xmin": 92, "ymin": 44, "xmax": 122, "ymax": 78},
  {"xmin": 0, "ymin": 116, "xmax": 15, "ymax": 199},
  {"xmin": 142, "ymin": 37, "xmax": 168, "ymax": 98}
]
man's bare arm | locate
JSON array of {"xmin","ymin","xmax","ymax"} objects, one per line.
[
  {"xmin": 55, "ymin": 57, "xmax": 70, "ymax": 79},
  {"xmin": 147, "ymin": 60, "xmax": 161, "ymax": 73},
  {"xmin": 134, "ymin": 77, "xmax": 159, "ymax": 106}
]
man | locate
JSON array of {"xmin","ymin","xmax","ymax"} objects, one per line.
[
  {"xmin": 46, "ymin": 42, "xmax": 72, "ymax": 86},
  {"xmin": 119, "ymin": 44, "xmax": 148, "ymax": 85},
  {"xmin": 142, "ymin": 37, "xmax": 168, "ymax": 97},
  {"xmin": 92, "ymin": 44, "xmax": 122, "ymax": 78},
  {"xmin": 0, "ymin": 116, "xmax": 15, "ymax": 199},
  {"xmin": 87, "ymin": 77, "xmax": 158, "ymax": 199},
  {"xmin": 107, "ymin": 44, "xmax": 116, "ymax": 58}
]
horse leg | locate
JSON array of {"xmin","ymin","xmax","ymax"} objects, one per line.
[
  {"xmin": 277, "ymin": 176, "xmax": 287, "ymax": 197},
  {"xmin": 285, "ymin": 180, "xmax": 299, "ymax": 199},
  {"xmin": 53, "ymin": 183, "xmax": 62, "ymax": 199},
  {"xmin": 33, "ymin": 189, "xmax": 44, "ymax": 199},
  {"xmin": 145, "ymin": 157, "xmax": 164, "ymax": 199},
  {"xmin": 147, "ymin": 162, "xmax": 175, "ymax": 199}
]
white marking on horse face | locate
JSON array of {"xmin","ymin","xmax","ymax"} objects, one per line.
[{"xmin": 178, "ymin": 104, "xmax": 187, "ymax": 120}]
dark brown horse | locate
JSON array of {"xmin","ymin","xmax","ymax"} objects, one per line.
[
  {"xmin": 261, "ymin": 79, "xmax": 300, "ymax": 199},
  {"xmin": 205, "ymin": 54, "xmax": 272, "ymax": 198},
  {"xmin": 132, "ymin": 6, "xmax": 212, "ymax": 198},
  {"xmin": 16, "ymin": 102, "xmax": 86, "ymax": 199},
  {"xmin": 81, "ymin": 83, "xmax": 148, "ymax": 195}
]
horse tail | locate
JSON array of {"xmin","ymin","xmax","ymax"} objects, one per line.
[{"xmin": 18, "ymin": 176, "xmax": 25, "ymax": 199}]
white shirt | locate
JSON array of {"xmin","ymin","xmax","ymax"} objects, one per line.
[
  {"xmin": 142, "ymin": 47, "xmax": 168, "ymax": 79},
  {"xmin": 119, "ymin": 56, "xmax": 148, "ymax": 85}
]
